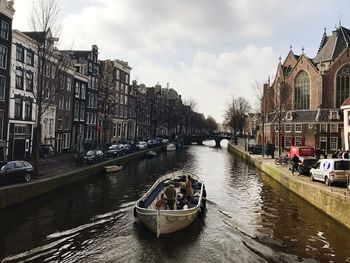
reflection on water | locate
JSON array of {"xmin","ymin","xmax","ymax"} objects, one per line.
[{"xmin": 0, "ymin": 141, "xmax": 350, "ymax": 262}]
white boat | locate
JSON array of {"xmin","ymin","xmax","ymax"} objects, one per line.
[
  {"xmin": 166, "ymin": 143, "xmax": 176, "ymax": 151},
  {"xmin": 134, "ymin": 171, "xmax": 206, "ymax": 237},
  {"xmin": 145, "ymin": 150, "xmax": 157, "ymax": 157},
  {"xmin": 104, "ymin": 165, "xmax": 123, "ymax": 173}
]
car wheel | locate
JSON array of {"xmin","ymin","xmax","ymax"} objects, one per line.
[
  {"xmin": 310, "ymin": 173, "xmax": 314, "ymax": 181},
  {"xmin": 24, "ymin": 173, "xmax": 31, "ymax": 182},
  {"xmin": 325, "ymin": 176, "xmax": 331, "ymax": 186}
]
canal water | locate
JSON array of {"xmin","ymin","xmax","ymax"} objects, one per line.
[{"xmin": 0, "ymin": 141, "xmax": 350, "ymax": 262}]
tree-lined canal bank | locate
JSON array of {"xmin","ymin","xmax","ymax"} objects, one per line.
[{"xmin": 0, "ymin": 143, "xmax": 349, "ymax": 262}]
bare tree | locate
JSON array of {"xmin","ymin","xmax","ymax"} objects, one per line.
[
  {"xmin": 27, "ymin": 0, "xmax": 66, "ymax": 175},
  {"xmin": 205, "ymin": 116, "xmax": 218, "ymax": 134},
  {"xmin": 224, "ymin": 96, "xmax": 251, "ymax": 144},
  {"xmin": 183, "ymin": 98, "xmax": 197, "ymax": 135}
]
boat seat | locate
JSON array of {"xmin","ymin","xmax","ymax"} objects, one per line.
[{"xmin": 143, "ymin": 181, "xmax": 165, "ymax": 208}]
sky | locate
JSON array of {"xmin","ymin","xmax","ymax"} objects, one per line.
[{"xmin": 11, "ymin": 0, "xmax": 350, "ymax": 123}]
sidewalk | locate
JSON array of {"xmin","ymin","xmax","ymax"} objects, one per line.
[
  {"xmin": 235, "ymin": 138, "xmax": 350, "ymax": 195},
  {"xmin": 37, "ymin": 153, "xmax": 78, "ymax": 178}
]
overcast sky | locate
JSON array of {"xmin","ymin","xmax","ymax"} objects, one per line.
[{"xmin": 12, "ymin": 0, "xmax": 350, "ymax": 122}]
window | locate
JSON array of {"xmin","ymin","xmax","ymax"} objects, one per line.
[
  {"xmin": 126, "ymin": 74, "xmax": 129, "ymax": 84},
  {"xmin": 0, "ymin": 75, "xmax": 5, "ymax": 101},
  {"xmin": 16, "ymin": 45, "xmax": 24, "ymax": 62},
  {"xmin": 336, "ymin": 64, "xmax": 350, "ymax": 107},
  {"xmin": 66, "ymin": 78, "xmax": 71, "ymax": 91},
  {"xmin": 81, "ymin": 83, "xmax": 86, "ymax": 99},
  {"xmin": 116, "ymin": 69, "xmax": 120, "ymax": 80},
  {"xmin": 26, "ymin": 50, "xmax": 34, "ymax": 66},
  {"xmin": 0, "ymin": 21, "xmax": 9, "ymax": 40},
  {"xmin": 15, "ymin": 97, "xmax": 22, "ymax": 119},
  {"xmin": 285, "ymin": 124, "xmax": 291, "ymax": 133},
  {"xmin": 0, "ymin": 45, "xmax": 7, "ymax": 68},
  {"xmin": 65, "ymin": 97, "xmax": 71, "ymax": 111},
  {"xmin": 58, "ymin": 96, "xmax": 64, "ymax": 110},
  {"xmin": 74, "ymin": 101, "xmax": 79, "ymax": 120},
  {"xmin": 330, "ymin": 137, "xmax": 338, "ymax": 150},
  {"xmin": 330, "ymin": 124, "xmax": 338, "ymax": 133},
  {"xmin": 284, "ymin": 136, "xmax": 291, "ymax": 148},
  {"xmin": 295, "ymin": 124, "xmax": 302, "ymax": 133},
  {"xmin": 0, "ymin": 110, "xmax": 3, "ymax": 139},
  {"xmin": 80, "ymin": 102, "xmax": 85, "ymax": 120},
  {"xmin": 294, "ymin": 70, "xmax": 310, "ymax": 110},
  {"xmin": 15, "ymin": 68, "xmax": 24, "ymax": 90},
  {"xmin": 64, "ymin": 116, "xmax": 70, "ymax": 130},
  {"xmin": 320, "ymin": 136, "xmax": 327, "ymax": 150},
  {"xmin": 26, "ymin": 71, "xmax": 33, "ymax": 91},
  {"xmin": 75, "ymin": 82, "xmax": 80, "ymax": 98},
  {"xmin": 57, "ymin": 116, "xmax": 63, "ymax": 130},
  {"xmin": 63, "ymin": 133, "xmax": 70, "ymax": 149},
  {"xmin": 295, "ymin": 136, "xmax": 301, "ymax": 146},
  {"xmin": 48, "ymin": 117, "xmax": 54, "ymax": 136},
  {"xmin": 25, "ymin": 99, "xmax": 32, "ymax": 120},
  {"xmin": 275, "ymin": 135, "xmax": 279, "ymax": 147},
  {"xmin": 320, "ymin": 123, "xmax": 327, "ymax": 132}
]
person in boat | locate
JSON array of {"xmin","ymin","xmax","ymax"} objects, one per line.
[
  {"xmin": 185, "ymin": 175, "xmax": 193, "ymax": 199},
  {"xmin": 177, "ymin": 188, "xmax": 189, "ymax": 209},
  {"xmin": 164, "ymin": 184, "xmax": 176, "ymax": 210}
]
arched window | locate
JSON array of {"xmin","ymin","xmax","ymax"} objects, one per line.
[
  {"xmin": 294, "ymin": 70, "xmax": 310, "ymax": 110},
  {"xmin": 336, "ymin": 64, "xmax": 350, "ymax": 107}
]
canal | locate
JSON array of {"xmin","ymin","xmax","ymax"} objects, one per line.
[{"xmin": 0, "ymin": 142, "xmax": 350, "ymax": 262}]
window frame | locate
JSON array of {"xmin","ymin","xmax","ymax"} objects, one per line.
[
  {"xmin": 0, "ymin": 21, "xmax": 9, "ymax": 40},
  {"xmin": 0, "ymin": 45, "xmax": 7, "ymax": 69}
]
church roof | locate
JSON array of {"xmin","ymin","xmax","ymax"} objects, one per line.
[{"xmin": 314, "ymin": 26, "xmax": 350, "ymax": 63}]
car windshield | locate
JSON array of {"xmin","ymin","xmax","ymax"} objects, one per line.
[{"xmin": 87, "ymin": 151, "xmax": 96, "ymax": 156}]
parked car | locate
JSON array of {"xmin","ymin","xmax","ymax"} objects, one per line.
[
  {"xmin": 136, "ymin": 141, "xmax": 148, "ymax": 150},
  {"xmin": 310, "ymin": 159, "xmax": 350, "ymax": 186},
  {"xmin": 0, "ymin": 161, "xmax": 33, "ymax": 185},
  {"xmin": 84, "ymin": 150, "xmax": 105, "ymax": 164},
  {"xmin": 248, "ymin": 144, "xmax": 262, "ymax": 154},
  {"xmin": 147, "ymin": 140, "xmax": 157, "ymax": 148},
  {"xmin": 162, "ymin": 138, "xmax": 169, "ymax": 144},
  {"xmin": 288, "ymin": 156, "xmax": 318, "ymax": 175},
  {"xmin": 154, "ymin": 137, "xmax": 164, "ymax": 145},
  {"xmin": 106, "ymin": 144, "xmax": 125, "ymax": 157},
  {"xmin": 120, "ymin": 140, "xmax": 135, "ymax": 153}
]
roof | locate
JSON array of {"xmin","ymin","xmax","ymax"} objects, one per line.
[
  {"xmin": 314, "ymin": 26, "xmax": 350, "ymax": 63},
  {"xmin": 22, "ymin": 31, "xmax": 46, "ymax": 43},
  {"xmin": 341, "ymin": 96, "xmax": 350, "ymax": 107},
  {"xmin": 266, "ymin": 109, "xmax": 340, "ymax": 123}
]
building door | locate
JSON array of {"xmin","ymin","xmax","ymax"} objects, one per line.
[{"xmin": 13, "ymin": 139, "xmax": 25, "ymax": 160}]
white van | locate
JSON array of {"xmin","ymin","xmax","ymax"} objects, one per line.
[{"xmin": 309, "ymin": 159, "xmax": 350, "ymax": 186}]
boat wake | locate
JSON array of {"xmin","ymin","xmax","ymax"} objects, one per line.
[{"xmin": 1, "ymin": 205, "xmax": 134, "ymax": 263}]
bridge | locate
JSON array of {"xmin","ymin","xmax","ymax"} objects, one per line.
[{"xmin": 183, "ymin": 133, "xmax": 233, "ymax": 147}]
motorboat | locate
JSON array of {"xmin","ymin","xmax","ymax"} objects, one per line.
[
  {"xmin": 134, "ymin": 171, "xmax": 206, "ymax": 237},
  {"xmin": 166, "ymin": 143, "xmax": 176, "ymax": 151},
  {"xmin": 104, "ymin": 165, "xmax": 123, "ymax": 173}
]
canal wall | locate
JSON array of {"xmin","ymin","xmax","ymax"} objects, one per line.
[
  {"xmin": 0, "ymin": 147, "xmax": 165, "ymax": 210},
  {"xmin": 227, "ymin": 142, "xmax": 350, "ymax": 230}
]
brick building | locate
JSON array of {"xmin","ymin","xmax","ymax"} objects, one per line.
[{"xmin": 260, "ymin": 25, "xmax": 350, "ymax": 153}]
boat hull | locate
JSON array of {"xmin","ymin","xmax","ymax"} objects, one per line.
[
  {"xmin": 135, "ymin": 171, "xmax": 205, "ymax": 237},
  {"xmin": 104, "ymin": 165, "xmax": 122, "ymax": 173}
]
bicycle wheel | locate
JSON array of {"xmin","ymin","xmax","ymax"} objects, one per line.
[{"xmin": 275, "ymin": 158, "xmax": 281, "ymax": 165}]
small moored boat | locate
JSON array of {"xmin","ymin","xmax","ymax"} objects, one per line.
[
  {"xmin": 104, "ymin": 165, "xmax": 123, "ymax": 173},
  {"xmin": 145, "ymin": 150, "xmax": 157, "ymax": 158},
  {"xmin": 134, "ymin": 171, "xmax": 206, "ymax": 237},
  {"xmin": 166, "ymin": 143, "xmax": 176, "ymax": 151}
]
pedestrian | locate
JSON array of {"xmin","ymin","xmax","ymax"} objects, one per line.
[
  {"xmin": 315, "ymin": 148, "xmax": 321, "ymax": 160},
  {"xmin": 322, "ymin": 149, "xmax": 327, "ymax": 159},
  {"xmin": 164, "ymin": 184, "xmax": 176, "ymax": 210},
  {"xmin": 292, "ymin": 154, "xmax": 300, "ymax": 175}
]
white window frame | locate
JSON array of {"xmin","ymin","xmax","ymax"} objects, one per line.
[
  {"xmin": 285, "ymin": 124, "xmax": 291, "ymax": 133},
  {"xmin": 0, "ymin": 45, "xmax": 7, "ymax": 69},
  {"xmin": 295, "ymin": 124, "xmax": 302, "ymax": 133},
  {"xmin": 295, "ymin": 136, "xmax": 302, "ymax": 146},
  {"xmin": 0, "ymin": 21, "xmax": 9, "ymax": 40},
  {"xmin": 284, "ymin": 135, "xmax": 291, "ymax": 148},
  {"xmin": 330, "ymin": 137, "xmax": 338, "ymax": 150},
  {"xmin": 330, "ymin": 124, "xmax": 338, "ymax": 133},
  {"xmin": 320, "ymin": 123, "xmax": 327, "ymax": 133}
]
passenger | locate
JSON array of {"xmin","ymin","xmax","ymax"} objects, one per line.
[
  {"xmin": 186, "ymin": 175, "xmax": 193, "ymax": 198},
  {"xmin": 164, "ymin": 184, "xmax": 176, "ymax": 210},
  {"xmin": 177, "ymin": 188, "xmax": 189, "ymax": 209}
]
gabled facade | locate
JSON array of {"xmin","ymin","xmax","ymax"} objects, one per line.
[
  {"xmin": 0, "ymin": 0, "xmax": 15, "ymax": 160},
  {"xmin": 261, "ymin": 25, "xmax": 350, "ymax": 152},
  {"xmin": 8, "ymin": 30, "xmax": 37, "ymax": 160}
]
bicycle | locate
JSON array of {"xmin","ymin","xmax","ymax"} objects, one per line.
[{"xmin": 275, "ymin": 155, "xmax": 290, "ymax": 166}]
